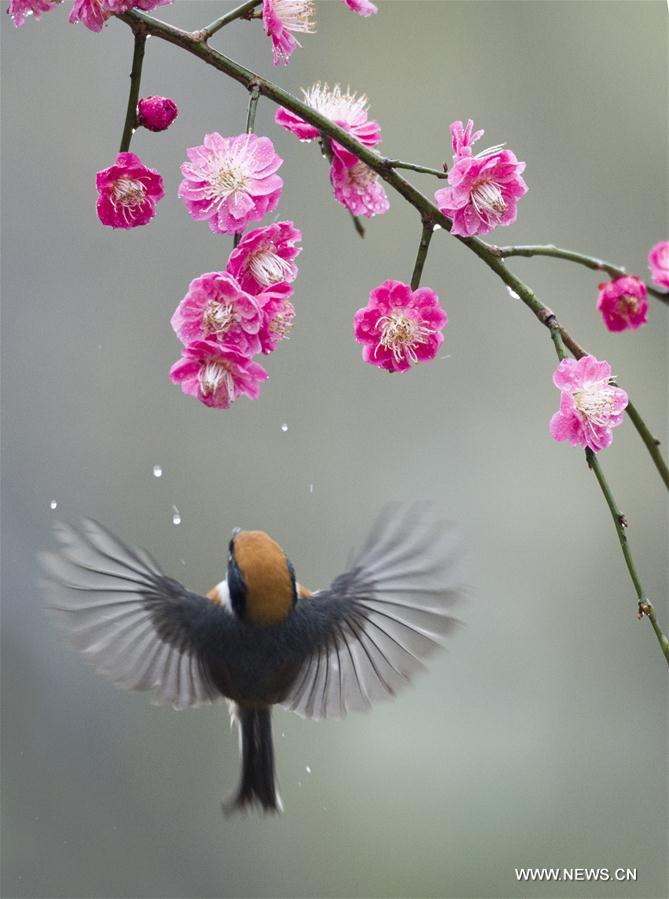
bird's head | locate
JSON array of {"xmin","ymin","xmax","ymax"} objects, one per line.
[{"xmin": 227, "ymin": 528, "xmax": 297, "ymax": 625}]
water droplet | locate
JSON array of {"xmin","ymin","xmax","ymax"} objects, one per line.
[
  {"xmin": 506, "ymin": 285, "xmax": 520, "ymax": 300},
  {"xmin": 180, "ymin": 558, "xmax": 186, "ymax": 566},
  {"xmin": 281, "ymin": 423, "xmax": 288, "ymax": 432},
  {"xmin": 281, "ymin": 731, "xmax": 286, "ymax": 738},
  {"xmin": 309, "ymin": 483, "xmax": 314, "ymax": 494},
  {"xmin": 297, "ymin": 780, "xmax": 302, "ymax": 787},
  {"xmin": 172, "ymin": 505, "xmax": 182, "ymax": 526},
  {"xmin": 49, "ymin": 500, "xmax": 58, "ymax": 510},
  {"xmin": 432, "ymin": 223, "xmax": 442, "ymax": 232},
  {"xmin": 152, "ymin": 464, "xmax": 163, "ymax": 478},
  {"xmin": 305, "ymin": 765, "xmax": 311, "ymax": 774}
]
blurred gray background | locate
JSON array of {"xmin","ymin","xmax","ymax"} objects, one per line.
[{"xmin": 2, "ymin": 1, "xmax": 667, "ymax": 897}]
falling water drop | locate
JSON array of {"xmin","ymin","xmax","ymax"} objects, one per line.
[
  {"xmin": 309, "ymin": 483, "xmax": 314, "ymax": 494},
  {"xmin": 152, "ymin": 464, "xmax": 163, "ymax": 478},
  {"xmin": 305, "ymin": 765, "xmax": 312, "ymax": 774},
  {"xmin": 281, "ymin": 423, "xmax": 289, "ymax": 432},
  {"xmin": 506, "ymin": 285, "xmax": 520, "ymax": 300},
  {"xmin": 172, "ymin": 505, "xmax": 182, "ymax": 526},
  {"xmin": 49, "ymin": 500, "xmax": 58, "ymax": 510}
]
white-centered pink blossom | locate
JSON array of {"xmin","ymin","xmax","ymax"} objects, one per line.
[
  {"xmin": 597, "ymin": 276, "xmax": 648, "ymax": 333},
  {"xmin": 275, "ymin": 83, "xmax": 382, "ymax": 167},
  {"xmin": 170, "ymin": 272, "xmax": 263, "ymax": 356},
  {"xmin": 549, "ymin": 356, "xmax": 628, "ymax": 452},
  {"xmin": 178, "ymin": 132, "xmax": 283, "ymax": 235},
  {"xmin": 330, "ymin": 156, "xmax": 389, "ymax": 218},
  {"xmin": 353, "ymin": 280, "xmax": 447, "ymax": 373},
  {"xmin": 170, "ymin": 340, "xmax": 268, "ymax": 410},
  {"xmin": 95, "ymin": 152, "xmax": 164, "ymax": 228},
  {"xmin": 435, "ymin": 119, "xmax": 527, "ymax": 237},
  {"xmin": 262, "ymin": 0, "xmax": 315, "ymax": 65},
  {"xmin": 226, "ymin": 221, "xmax": 302, "ymax": 294}
]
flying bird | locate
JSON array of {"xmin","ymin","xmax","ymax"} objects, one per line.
[{"xmin": 41, "ymin": 502, "xmax": 464, "ymax": 813}]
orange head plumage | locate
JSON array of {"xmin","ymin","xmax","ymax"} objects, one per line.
[{"xmin": 227, "ymin": 529, "xmax": 297, "ymax": 626}]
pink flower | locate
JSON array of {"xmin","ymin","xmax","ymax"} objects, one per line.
[
  {"xmin": 8, "ymin": 0, "xmax": 55, "ymax": 27},
  {"xmin": 96, "ymin": 152, "xmax": 164, "ymax": 228},
  {"xmin": 257, "ymin": 284, "xmax": 296, "ymax": 354},
  {"xmin": 137, "ymin": 96, "xmax": 178, "ymax": 132},
  {"xmin": 549, "ymin": 356, "xmax": 628, "ymax": 453},
  {"xmin": 330, "ymin": 156, "xmax": 389, "ymax": 218},
  {"xmin": 68, "ymin": 0, "xmax": 172, "ymax": 30},
  {"xmin": 170, "ymin": 341, "xmax": 268, "ymax": 410},
  {"xmin": 275, "ymin": 83, "xmax": 382, "ymax": 167},
  {"xmin": 178, "ymin": 133, "xmax": 283, "ymax": 235},
  {"xmin": 262, "ymin": 0, "xmax": 315, "ymax": 65},
  {"xmin": 226, "ymin": 221, "xmax": 302, "ymax": 294},
  {"xmin": 68, "ymin": 0, "xmax": 109, "ymax": 31},
  {"xmin": 597, "ymin": 275, "xmax": 648, "ymax": 332},
  {"xmin": 648, "ymin": 241, "xmax": 669, "ymax": 289},
  {"xmin": 342, "ymin": 0, "xmax": 377, "ymax": 15},
  {"xmin": 434, "ymin": 119, "xmax": 527, "ymax": 237},
  {"xmin": 353, "ymin": 280, "xmax": 447, "ymax": 373},
  {"xmin": 170, "ymin": 272, "xmax": 263, "ymax": 355}
]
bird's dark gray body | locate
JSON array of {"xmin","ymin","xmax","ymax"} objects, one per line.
[{"xmin": 41, "ymin": 503, "xmax": 465, "ymax": 812}]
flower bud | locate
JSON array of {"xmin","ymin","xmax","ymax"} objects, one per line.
[{"xmin": 137, "ymin": 96, "xmax": 178, "ymax": 133}]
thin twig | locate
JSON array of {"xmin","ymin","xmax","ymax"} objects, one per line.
[
  {"xmin": 490, "ymin": 243, "xmax": 668, "ymax": 304},
  {"xmin": 119, "ymin": 31, "xmax": 146, "ymax": 152},
  {"xmin": 233, "ymin": 82, "xmax": 262, "ymax": 249},
  {"xmin": 585, "ymin": 448, "xmax": 669, "ymax": 667},
  {"xmin": 198, "ymin": 0, "xmax": 262, "ymax": 42},
  {"xmin": 411, "ymin": 222, "xmax": 434, "ymax": 290},
  {"xmin": 625, "ymin": 401, "xmax": 669, "ymax": 489},
  {"xmin": 385, "ymin": 159, "xmax": 449, "ymax": 179}
]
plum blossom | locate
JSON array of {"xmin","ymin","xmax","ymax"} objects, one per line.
[
  {"xmin": 96, "ymin": 152, "xmax": 164, "ymax": 228},
  {"xmin": 434, "ymin": 119, "xmax": 527, "ymax": 237},
  {"xmin": 69, "ymin": 0, "xmax": 171, "ymax": 31},
  {"xmin": 226, "ymin": 222, "xmax": 302, "ymax": 294},
  {"xmin": 8, "ymin": 0, "xmax": 55, "ymax": 28},
  {"xmin": 178, "ymin": 132, "xmax": 283, "ymax": 235},
  {"xmin": 170, "ymin": 272, "xmax": 263, "ymax": 355},
  {"xmin": 330, "ymin": 156, "xmax": 389, "ymax": 218},
  {"xmin": 170, "ymin": 341, "xmax": 268, "ymax": 410},
  {"xmin": 353, "ymin": 280, "xmax": 447, "ymax": 373},
  {"xmin": 597, "ymin": 275, "xmax": 648, "ymax": 332},
  {"xmin": 262, "ymin": 0, "xmax": 315, "ymax": 65},
  {"xmin": 137, "ymin": 96, "xmax": 178, "ymax": 132},
  {"xmin": 275, "ymin": 83, "xmax": 382, "ymax": 167},
  {"xmin": 342, "ymin": 0, "xmax": 377, "ymax": 16},
  {"xmin": 647, "ymin": 241, "xmax": 669, "ymax": 289},
  {"xmin": 549, "ymin": 356, "xmax": 628, "ymax": 452},
  {"xmin": 257, "ymin": 284, "xmax": 296, "ymax": 354}
]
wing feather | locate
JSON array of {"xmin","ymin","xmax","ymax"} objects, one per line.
[
  {"xmin": 41, "ymin": 520, "xmax": 233, "ymax": 709},
  {"xmin": 283, "ymin": 502, "xmax": 465, "ymax": 720}
]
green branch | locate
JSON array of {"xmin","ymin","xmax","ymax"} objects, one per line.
[
  {"xmin": 386, "ymin": 159, "xmax": 449, "ymax": 179},
  {"xmin": 198, "ymin": 0, "xmax": 262, "ymax": 42},
  {"xmin": 411, "ymin": 222, "xmax": 434, "ymax": 290},
  {"xmin": 490, "ymin": 243, "xmax": 668, "ymax": 304},
  {"xmin": 585, "ymin": 448, "xmax": 669, "ymax": 666},
  {"xmin": 115, "ymin": 6, "xmax": 669, "ymax": 667},
  {"xmin": 119, "ymin": 31, "xmax": 146, "ymax": 152},
  {"xmin": 625, "ymin": 401, "xmax": 669, "ymax": 489}
]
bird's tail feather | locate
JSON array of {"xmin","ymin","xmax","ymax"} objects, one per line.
[{"xmin": 223, "ymin": 705, "xmax": 282, "ymax": 815}]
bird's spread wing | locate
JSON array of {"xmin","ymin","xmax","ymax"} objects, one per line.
[
  {"xmin": 281, "ymin": 502, "xmax": 465, "ymax": 720},
  {"xmin": 40, "ymin": 520, "xmax": 233, "ymax": 709}
]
